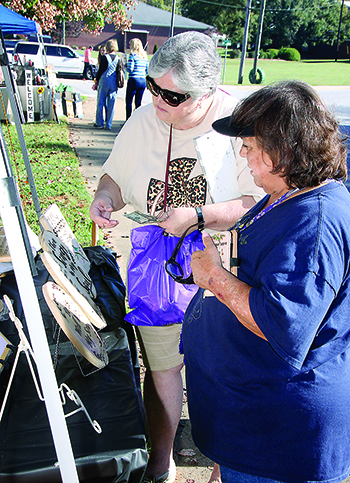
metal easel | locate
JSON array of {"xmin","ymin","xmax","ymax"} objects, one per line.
[
  {"xmin": 0, "ymin": 295, "xmax": 102, "ymax": 435},
  {"xmin": 0, "ymin": 28, "xmax": 79, "ymax": 483}
]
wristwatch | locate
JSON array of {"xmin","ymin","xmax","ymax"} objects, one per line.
[{"xmin": 195, "ymin": 206, "xmax": 205, "ymax": 231}]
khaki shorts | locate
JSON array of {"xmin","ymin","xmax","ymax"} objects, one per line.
[{"xmin": 135, "ymin": 324, "xmax": 183, "ymax": 371}]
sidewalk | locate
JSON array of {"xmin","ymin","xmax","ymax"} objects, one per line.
[{"xmin": 68, "ymin": 95, "xmax": 215, "ymax": 483}]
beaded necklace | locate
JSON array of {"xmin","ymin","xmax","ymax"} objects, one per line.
[{"xmin": 234, "ymin": 188, "xmax": 300, "ymax": 234}]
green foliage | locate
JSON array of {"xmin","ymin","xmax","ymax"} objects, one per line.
[
  {"xmin": 266, "ymin": 48, "xmax": 279, "ymax": 59},
  {"xmin": 229, "ymin": 49, "xmax": 241, "ymax": 58},
  {"xmin": 2, "ymin": 119, "xmax": 93, "ymax": 247},
  {"xmin": 0, "ymin": 0, "xmax": 134, "ymax": 36},
  {"xmin": 262, "ymin": 0, "xmax": 350, "ymax": 50},
  {"xmin": 278, "ymin": 47, "xmax": 301, "ymax": 61},
  {"xmin": 143, "ymin": 0, "xmax": 182, "ymax": 14},
  {"xmin": 153, "ymin": 43, "xmax": 158, "ymax": 54},
  {"xmin": 180, "ymin": 0, "xmax": 350, "ymax": 54}
]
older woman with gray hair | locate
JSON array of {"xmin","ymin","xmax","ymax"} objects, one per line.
[{"xmin": 90, "ymin": 31, "xmax": 264, "ymax": 483}]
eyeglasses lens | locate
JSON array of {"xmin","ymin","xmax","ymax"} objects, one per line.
[
  {"xmin": 146, "ymin": 77, "xmax": 159, "ymax": 97},
  {"xmin": 146, "ymin": 77, "xmax": 190, "ymax": 107},
  {"xmin": 165, "ymin": 262, "xmax": 183, "ymax": 279}
]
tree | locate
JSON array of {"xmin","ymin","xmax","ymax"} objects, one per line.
[
  {"xmin": 180, "ymin": 0, "xmax": 350, "ymax": 50},
  {"xmin": 262, "ymin": 0, "xmax": 348, "ymax": 49},
  {"xmin": 143, "ymin": 0, "xmax": 182, "ymax": 14},
  {"xmin": 180, "ymin": 0, "xmax": 259, "ymax": 48},
  {"xmin": 1, "ymin": 0, "xmax": 136, "ymax": 35}
]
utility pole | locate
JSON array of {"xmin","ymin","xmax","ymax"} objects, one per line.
[
  {"xmin": 335, "ymin": 0, "xmax": 345, "ymax": 61},
  {"xmin": 169, "ymin": 0, "xmax": 176, "ymax": 37},
  {"xmin": 221, "ymin": 39, "xmax": 232, "ymax": 83},
  {"xmin": 238, "ymin": 0, "xmax": 252, "ymax": 84},
  {"xmin": 251, "ymin": 0, "xmax": 266, "ymax": 83}
]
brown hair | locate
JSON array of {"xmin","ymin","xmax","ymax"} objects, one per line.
[{"xmin": 231, "ymin": 80, "xmax": 348, "ymax": 188}]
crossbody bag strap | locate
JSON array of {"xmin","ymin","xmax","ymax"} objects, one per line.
[{"xmin": 163, "ymin": 124, "xmax": 173, "ymax": 213}]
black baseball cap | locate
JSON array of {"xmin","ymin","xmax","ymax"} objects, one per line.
[{"xmin": 212, "ymin": 116, "xmax": 255, "ymax": 137}]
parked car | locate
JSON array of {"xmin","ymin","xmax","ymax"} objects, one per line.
[{"xmin": 12, "ymin": 41, "xmax": 96, "ymax": 79}]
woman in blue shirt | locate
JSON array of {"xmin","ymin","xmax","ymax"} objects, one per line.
[
  {"xmin": 182, "ymin": 80, "xmax": 350, "ymax": 483},
  {"xmin": 125, "ymin": 38, "xmax": 149, "ymax": 120}
]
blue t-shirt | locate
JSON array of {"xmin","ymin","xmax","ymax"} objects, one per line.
[{"xmin": 182, "ymin": 181, "xmax": 350, "ymax": 483}]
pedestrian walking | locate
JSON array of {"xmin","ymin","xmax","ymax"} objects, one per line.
[
  {"xmin": 125, "ymin": 38, "xmax": 149, "ymax": 120},
  {"xmin": 83, "ymin": 45, "xmax": 94, "ymax": 80}
]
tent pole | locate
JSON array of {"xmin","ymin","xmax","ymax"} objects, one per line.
[
  {"xmin": 0, "ymin": 28, "xmax": 42, "ymax": 226},
  {"xmin": 0, "ymin": 23, "xmax": 79, "ymax": 483},
  {"xmin": 0, "ymin": 113, "xmax": 79, "ymax": 483}
]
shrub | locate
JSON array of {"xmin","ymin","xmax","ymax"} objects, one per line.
[
  {"xmin": 278, "ymin": 47, "xmax": 301, "ymax": 61},
  {"xmin": 229, "ymin": 49, "xmax": 241, "ymax": 59},
  {"xmin": 266, "ymin": 48, "xmax": 279, "ymax": 59},
  {"xmin": 153, "ymin": 43, "xmax": 158, "ymax": 54},
  {"xmin": 72, "ymin": 45, "xmax": 78, "ymax": 50}
]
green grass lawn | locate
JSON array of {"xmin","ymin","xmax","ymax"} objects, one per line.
[
  {"xmin": 87, "ymin": 47, "xmax": 350, "ymax": 86},
  {"xmin": 219, "ymin": 58, "xmax": 350, "ymax": 86},
  {"xmin": 2, "ymin": 119, "xmax": 93, "ymax": 247}
]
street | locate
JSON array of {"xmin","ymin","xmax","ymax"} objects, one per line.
[{"xmin": 59, "ymin": 77, "xmax": 350, "ymax": 125}]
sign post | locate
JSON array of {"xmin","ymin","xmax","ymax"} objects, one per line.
[{"xmin": 221, "ymin": 39, "xmax": 232, "ymax": 84}]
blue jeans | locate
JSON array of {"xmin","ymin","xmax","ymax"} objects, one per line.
[
  {"xmin": 220, "ymin": 467, "xmax": 285, "ymax": 483},
  {"xmin": 95, "ymin": 71, "xmax": 117, "ymax": 129},
  {"xmin": 83, "ymin": 62, "xmax": 94, "ymax": 80},
  {"xmin": 125, "ymin": 77, "xmax": 146, "ymax": 119}
]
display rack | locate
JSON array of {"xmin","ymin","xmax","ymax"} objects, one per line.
[{"xmin": 0, "ymin": 28, "xmax": 79, "ymax": 483}]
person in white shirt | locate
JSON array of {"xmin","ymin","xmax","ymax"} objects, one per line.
[{"xmin": 90, "ymin": 31, "xmax": 264, "ymax": 483}]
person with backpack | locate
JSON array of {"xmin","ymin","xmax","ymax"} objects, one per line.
[{"xmin": 93, "ymin": 39, "xmax": 121, "ymax": 130}]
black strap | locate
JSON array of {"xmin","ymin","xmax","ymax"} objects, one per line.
[{"xmin": 195, "ymin": 206, "xmax": 205, "ymax": 231}]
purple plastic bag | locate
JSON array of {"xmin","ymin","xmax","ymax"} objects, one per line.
[{"xmin": 125, "ymin": 225, "xmax": 204, "ymax": 326}]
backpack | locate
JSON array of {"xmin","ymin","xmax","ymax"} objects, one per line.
[{"xmin": 116, "ymin": 58, "xmax": 125, "ymax": 88}]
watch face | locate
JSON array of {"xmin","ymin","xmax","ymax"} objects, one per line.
[{"xmin": 43, "ymin": 282, "xmax": 108, "ymax": 369}]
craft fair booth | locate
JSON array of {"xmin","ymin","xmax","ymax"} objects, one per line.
[{"xmin": 0, "ymin": 6, "xmax": 148, "ymax": 482}]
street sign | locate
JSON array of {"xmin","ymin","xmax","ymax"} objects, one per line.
[{"xmin": 222, "ymin": 39, "xmax": 232, "ymax": 47}]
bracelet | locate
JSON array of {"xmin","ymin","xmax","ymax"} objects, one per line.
[{"xmin": 195, "ymin": 206, "xmax": 205, "ymax": 231}]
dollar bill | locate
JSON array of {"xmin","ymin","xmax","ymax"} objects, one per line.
[{"xmin": 124, "ymin": 211, "xmax": 159, "ymax": 224}]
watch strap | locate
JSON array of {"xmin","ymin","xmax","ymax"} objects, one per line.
[{"xmin": 195, "ymin": 206, "xmax": 205, "ymax": 231}]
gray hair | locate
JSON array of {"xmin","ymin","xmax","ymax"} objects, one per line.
[{"xmin": 148, "ymin": 31, "xmax": 222, "ymax": 100}]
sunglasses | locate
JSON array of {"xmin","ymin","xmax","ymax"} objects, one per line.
[
  {"xmin": 146, "ymin": 76, "xmax": 191, "ymax": 107},
  {"xmin": 165, "ymin": 222, "xmax": 200, "ymax": 285}
]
